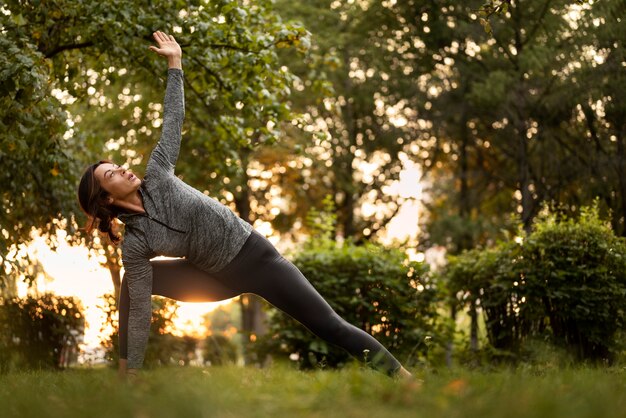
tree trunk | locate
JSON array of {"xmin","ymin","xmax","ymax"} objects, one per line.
[
  {"xmin": 511, "ymin": 6, "xmax": 534, "ymax": 234},
  {"xmin": 238, "ymin": 294, "xmax": 268, "ymax": 365},
  {"xmin": 446, "ymin": 303, "xmax": 457, "ymax": 368},
  {"xmin": 516, "ymin": 114, "xmax": 533, "ymax": 235},
  {"xmin": 614, "ymin": 131, "xmax": 626, "ymax": 236},
  {"xmin": 338, "ymin": 49, "xmax": 357, "ymax": 240},
  {"xmin": 458, "ymin": 98, "xmax": 473, "ymax": 251},
  {"xmin": 108, "ymin": 262, "xmax": 121, "ymax": 302},
  {"xmin": 234, "ymin": 147, "xmax": 268, "ymax": 365},
  {"xmin": 469, "ymin": 298, "xmax": 479, "ymax": 355},
  {"xmin": 1, "ymin": 275, "xmax": 18, "ymax": 299},
  {"xmin": 104, "ymin": 247, "xmax": 121, "ymax": 304},
  {"xmin": 340, "ymin": 169, "xmax": 356, "ymax": 239}
]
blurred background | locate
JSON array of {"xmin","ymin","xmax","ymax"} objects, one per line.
[{"xmin": 1, "ymin": 0, "xmax": 625, "ymax": 373}]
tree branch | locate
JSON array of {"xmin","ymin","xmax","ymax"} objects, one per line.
[
  {"xmin": 368, "ymin": 199, "xmax": 404, "ymax": 238},
  {"xmin": 490, "ymin": 32, "xmax": 519, "ymax": 70},
  {"xmin": 44, "ymin": 41, "xmax": 94, "ymax": 58},
  {"xmin": 580, "ymin": 102, "xmax": 605, "ymax": 155},
  {"xmin": 523, "ymin": 0, "xmax": 553, "ymax": 47},
  {"xmin": 208, "ymin": 43, "xmax": 260, "ymax": 53},
  {"xmin": 191, "ymin": 56, "xmax": 229, "ymax": 90}
]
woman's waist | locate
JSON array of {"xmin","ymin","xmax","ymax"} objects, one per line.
[{"xmin": 213, "ymin": 229, "xmax": 279, "ymax": 276}]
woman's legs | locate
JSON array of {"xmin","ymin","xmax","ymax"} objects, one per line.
[
  {"xmin": 119, "ymin": 258, "xmax": 240, "ymax": 360},
  {"xmin": 243, "ymin": 257, "xmax": 403, "ymax": 375},
  {"xmin": 214, "ymin": 230, "xmax": 405, "ymax": 377},
  {"xmin": 120, "ymin": 231, "xmax": 408, "ymax": 377}
]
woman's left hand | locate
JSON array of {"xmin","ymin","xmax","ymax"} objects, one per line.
[
  {"xmin": 123, "ymin": 368, "xmax": 145, "ymax": 386},
  {"xmin": 149, "ymin": 31, "xmax": 182, "ymax": 69}
]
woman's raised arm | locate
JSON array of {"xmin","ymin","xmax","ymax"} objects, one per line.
[{"xmin": 145, "ymin": 31, "xmax": 185, "ymax": 176}]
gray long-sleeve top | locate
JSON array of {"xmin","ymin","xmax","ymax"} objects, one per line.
[{"xmin": 118, "ymin": 68, "xmax": 253, "ymax": 369}]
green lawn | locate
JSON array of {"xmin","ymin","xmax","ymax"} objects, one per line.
[{"xmin": 1, "ymin": 363, "xmax": 625, "ymax": 417}]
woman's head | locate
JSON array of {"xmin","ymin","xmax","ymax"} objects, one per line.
[{"xmin": 77, "ymin": 160, "xmax": 142, "ymax": 244}]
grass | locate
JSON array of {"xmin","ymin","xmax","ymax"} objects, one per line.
[{"xmin": 1, "ymin": 362, "xmax": 626, "ymax": 418}]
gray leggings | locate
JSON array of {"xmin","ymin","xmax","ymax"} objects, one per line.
[{"xmin": 119, "ymin": 229, "xmax": 403, "ymax": 376}]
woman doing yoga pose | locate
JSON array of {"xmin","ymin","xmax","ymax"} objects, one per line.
[{"xmin": 77, "ymin": 31, "xmax": 414, "ymax": 381}]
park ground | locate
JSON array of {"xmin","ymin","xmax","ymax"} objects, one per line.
[{"xmin": 2, "ymin": 363, "xmax": 625, "ymax": 418}]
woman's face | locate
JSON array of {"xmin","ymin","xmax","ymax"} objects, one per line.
[{"xmin": 93, "ymin": 163, "xmax": 141, "ymax": 202}]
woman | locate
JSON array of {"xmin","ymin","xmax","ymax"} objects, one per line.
[{"xmin": 78, "ymin": 31, "xmax": 414, "ymax": 381}]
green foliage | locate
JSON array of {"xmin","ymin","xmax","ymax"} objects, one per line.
[
  {"xmin": 478, "ymin": 0, "xmax": 592, "ymax": 36},
  {"xmin": 253, "ymin": 200, "xmax": 441, "ymax": 370},
  {"xmin": 0, "ymin": 293, "xmax": 85, "ymax": 373},
  {"xmin": 392, "ymin": 0, "xmax": 626, "ymax": 252},
  {"xmin": 0, "ymin": 0, "xmax": 310, "ymax": 291},
  {"xmin": 0, "ymin": 25, "xmax": 83, "ymax": 286},
  {"xmin": 446, "ymin": 241, "xmax": 532, "ymax": 359},
  {"xmin": 445, "ymin": 203, "xmax": 626, "ymax": 362},
  {"xmin": 523, "ymin": 205, "xmax": 626, "ymax": 360},
  {"xmin": 302, "ymin": 193, "xmax": 337, "ymax": 245},
  {"xmin": 203, "ymin": 304, "xmax": 240, "ymax": 336},
  {"xmin": 200, "ymin": 305, "xmax": 240, "ymax": 366},
  {"xmin": 264, "ymin": 0, "xmax": 421, "ymax": 242},
  {"xmin": 202, "ymin": 334, "xmax": 238, "ymax": 366}
]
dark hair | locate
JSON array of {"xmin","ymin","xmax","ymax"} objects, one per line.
[{"xmin": 77, "ymin": 160, "xmax": 122, "ymax": 245}]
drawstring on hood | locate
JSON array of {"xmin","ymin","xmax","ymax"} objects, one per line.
[
  {"xmin": 119, "ymin": 182, "xmax": 187, "ymax": 234},
  {"xmin": 124, "ymin": 212, "xmax": 187, "ymax": 234}
]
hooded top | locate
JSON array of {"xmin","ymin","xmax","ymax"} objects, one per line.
[{"xmin": 118, "ymin": 68, "xmax": 253, "ymax": 369}]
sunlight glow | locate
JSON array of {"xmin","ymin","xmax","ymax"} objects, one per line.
[{"xmin": 19, "ymin": 232, "xmax": 231, "ymax": 363}]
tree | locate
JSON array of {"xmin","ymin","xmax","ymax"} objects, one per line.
[
  {"xmin": 0, "ymin": 17, "xmax": 83, "ymax": 295},
  {"xmin": 2, "ymin": 0, "xmax": 311, "ymax": 364},
  {"xmin": 355, "ymin": 0, "xmax": 624, "ymax": 362},
  {"xmin": 248, "ymin": 0, "xmax": 424, "ymax": 244}
]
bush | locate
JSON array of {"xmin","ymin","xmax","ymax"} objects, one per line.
[
  {"xmin": 252, "ymin": 195, "xmax": 442, "ymax": 370},
  {"xmin": 0, "ymin": 293, "xmax": 85, "ymax": 373},
  {"xmin": 445, "ymin": 203, "xmax": 626, "ymax": 363},
  {"xmin": 523, "ymin": 205, "xmax": 626, "ymax": 360},
  {"xmin": 446, "ymin": 242, "xmax": 537, "ymax": 358},
  {"xmin": 203, "ymin": 334, "xmax": 238, "ymax": 366}
]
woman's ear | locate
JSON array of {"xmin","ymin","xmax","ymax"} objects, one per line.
[{"xmin": 106, "ymin": 196, "xmax": 114, "ymax": 205}]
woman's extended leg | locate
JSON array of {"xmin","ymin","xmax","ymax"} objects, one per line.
[
  {"xmin": 215, "ymin": 230, "xmax": 405, "ymax": 377},
  {"xmin": 119, "ymin": 258, "xmax": 240, "ymax": 360}
]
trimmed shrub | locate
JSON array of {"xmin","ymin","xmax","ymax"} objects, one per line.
[
  {"xmin": 203, "ymin": 334, "xmax": 238, "ymax": 366},
  {"xmin": 445, "ymin": 204, "xmax": 626, "ymax": 362},
  {"xmin": 523, "ymin": 206, "xmax": 626, "ymax": 360},
  {"xmin": 0, "ymin": 293, "xmax": 85, "ymax": 372}
]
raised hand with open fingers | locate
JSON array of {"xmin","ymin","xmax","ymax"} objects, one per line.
[{"xmin": 149, "ymin": 31, "xmax": 182, "ymax": 69}]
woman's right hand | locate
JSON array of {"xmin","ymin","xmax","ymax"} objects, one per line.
[
  {"xmin": 118, "ymin": 359, "xmax": 142, "ymax": 384},
  {"xmin": 149, "ymin": 31, "xmax": 182, "ymax": 69},
  {"xmin": 118, "ymin": 358, "xmax": 128, "ymax": 381}
]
